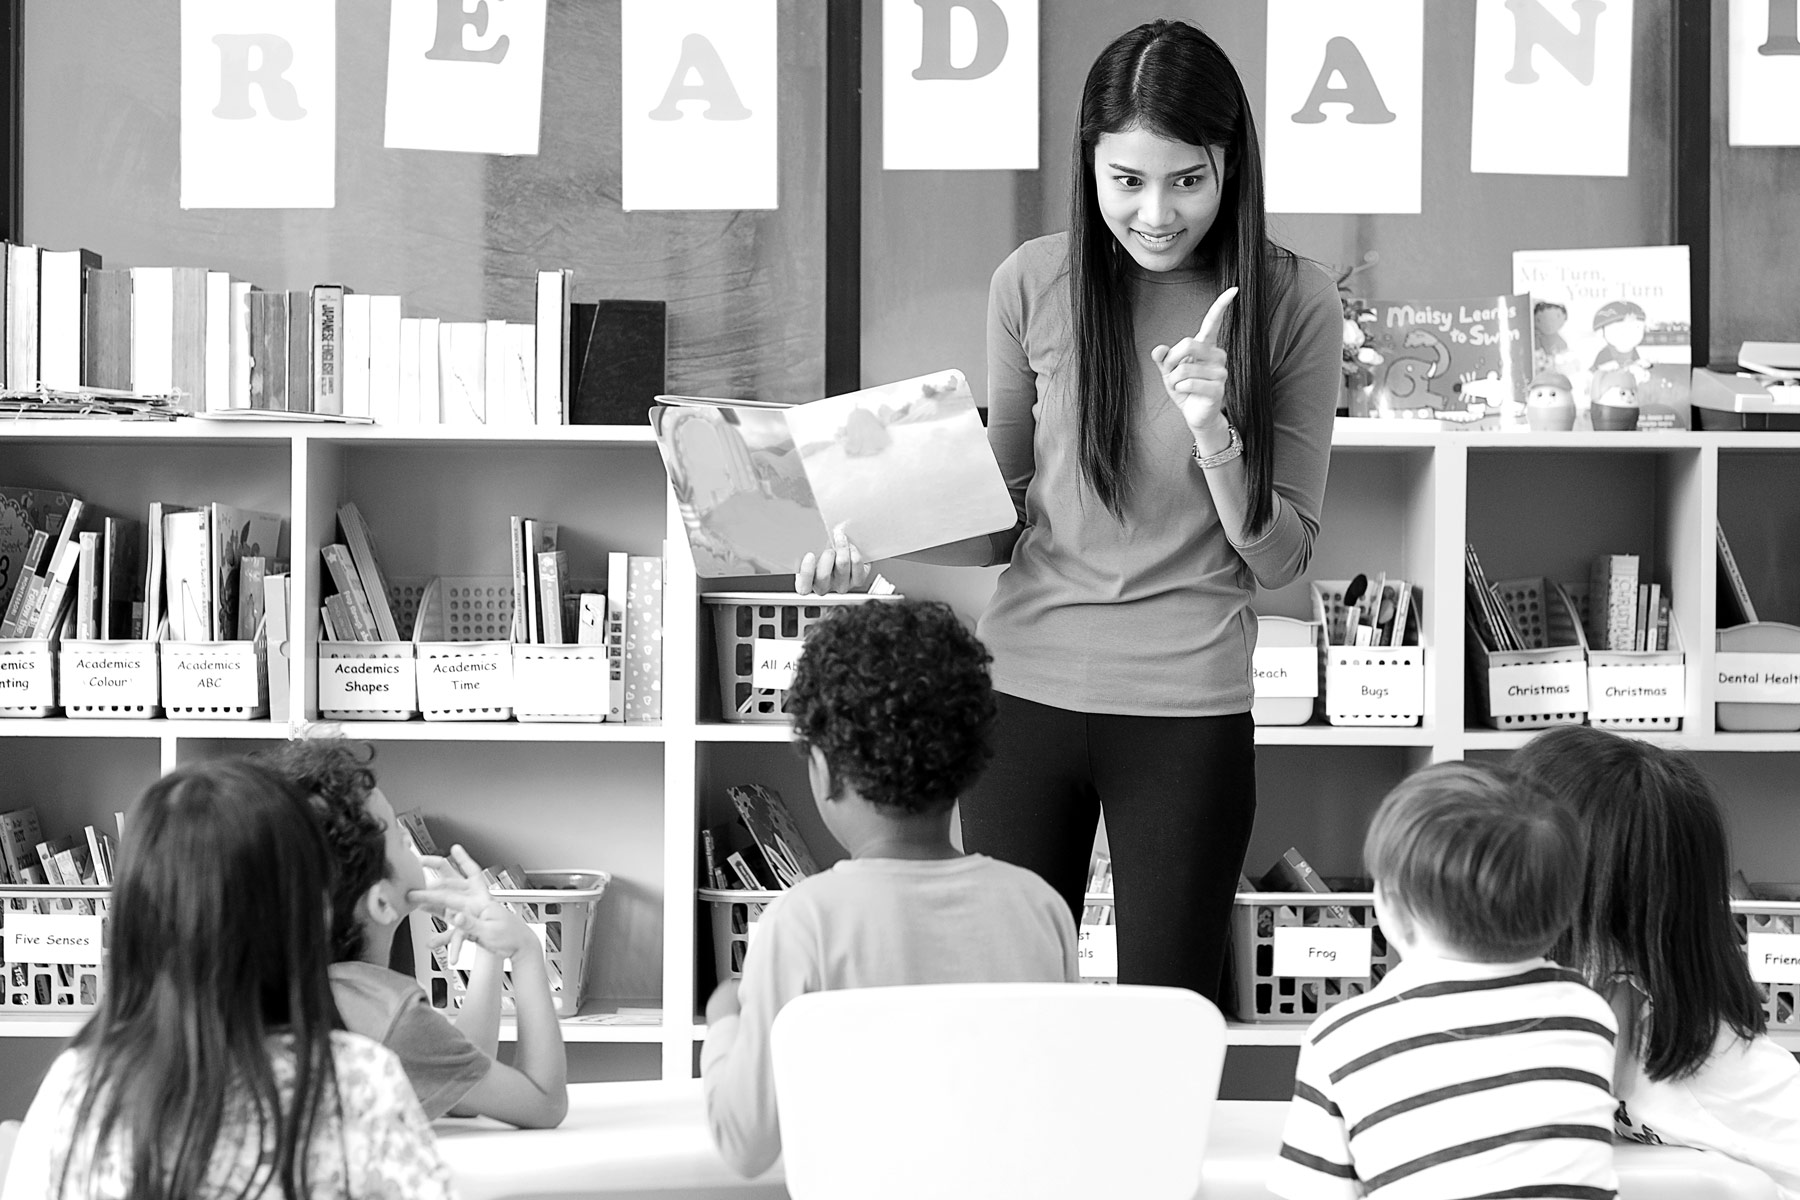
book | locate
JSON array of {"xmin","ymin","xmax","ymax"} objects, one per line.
[
  {"xmin": 487, "ymin": 322, "xmax": 534, "ymax": 427},
  {"xmin": 1642, "ymin": 582, "xmax": 1662, "ymax": 652},
  {"xmin": 83, "ymin": 267, "xmax": 132, "ymax": 390},
  {"xmin": 342, "ymin": 292, "xmax": 372, "ymax": 419},
  {"xmin": 1717, "ymin": 521, "xmax": 1758, "ymax": 626},
  {"xmin": 337, "ymin": 503, "xmax": 401, "ymax": 641},
  {"xmin": 210, "ymin": 504, "xmax": 284, "ymax": 640},
  {"xmin": 576, "ymin": 593, "xmax": 605, "ymax": 645},
  {"xmin": 568, "ymin": 299, "xmax": 666, "ymax": 425},
  {"xmin": 521, "ymin": 519, "xmax": 557, "ymax": 643},
  {"xmin": 162, "ymin": 507, "xmax": 213, "ymax": 641},
  {"xmin": 0, "ymin": 530, "xmax": 47, "ymax": 638},
  {"xmin": 1654, "ymin": 590, "xmax": 1672, "ymax": 652},
  {"xmin": 727, "ymin": 783, "xmax": 820, "ymax": 889},
  {"xmin": 142, "ymin": 500, "xmax": 195, "ymax": 639},
  {"xmin": 1587, "ymin": 554, "xmax": 1640, "ymax": 652},
  {"xmin": 508, "ymin": 515, "xmax": 529, "ymax": 643},
  {"xmin": 650, "ymin": 369, "xmax": 1015, "ymax": 576},
  {"xmin": 534, "ymin": 269, "xmax": 572, "ymax": 426},
  {"xmin": 321, "ymin": 544, "xmax": 379, "ymax": 641},
  {"xmin": 237, "ymin": 555, "xmax": 267, "ymax": 641},
  {"xmin": 440, "ymin": 321, "xmax": 485, "ymax": 425},
  {"xmin": 1260, "ymin": 847, "xmax": 1353, "ymax": 925},
  {"xmin": 39, "ymin": 248, "xmax": 99, "ymax": 390},
  {"xmin": 203, "ymin": 270, "xmax": 234, "ymax": 412},
  {"xmin": 0, "ymin": 486, "xmax": 78, "ymax": 614},
  {"xmin": 0, "ymin": 805, "xmax": 42, "ymax": 884},
  {"xmin": 286, "ymin": 288, "xmax": 312, "ymax": 413},
  {"xmin": 6, "ymin": 243, "xmax": 40, "ymax": 391},
  {"xmin": 1633, "ymin": 584, "xmax": 1651, "ymax": 652},
  {"xmin": 368, "ymin": 295, "xmax": 403, "ymax": 425},
  {"xmin": 172, "ymin": 267, "xmax": 208, "ymax": 412},
  {"xmin": 536, "ymin": 549, "xmax": 567, "ymax": 644},
  {"xmin": 24, "ymin": 496, "xmax": 87, "ymax": 639},
  {"xmin": 1511, "ymin": 245, "xmax": 1692, "ymax": 430},
  {"xmin": 484, "ymin": 319, "xmax": 509, "ymax": 425},
  {"xmin": 398, "ymin": 317, "xmax": 422, "ymax": 426},
  {"xmin": 229, "ymin": 280, "xmax": 256, "ymax": 409},
  {"xmin": 248, "ymin": 289, "xmax": 288, "ymax": 410},
  {"xmin": 75, "ymin": 530, "xmax": 100, "ymax": 639},
  {"xmin": 264, "ymin": 571, "xmax": 290, "ymax": 720},
  {"xmin": 311, "ymin": 284, "xmax": 346, "ymax": 415},
  {"xmin": 724, "ymin": 850, "xmax": 765, "ymax": 891},
  {"xmin": 624, "ymin": 554, "xmax": 664, "ymax": 722},
  {"xmin": 418, "ymin": 317, "xmax": 441, "ymax": 423},
  {"xmin": 700, "ymin": 826, "xmax": 725, "ymax": 890},
  {"xmin": 604, "ymin": 550, "xmax": 627, "ymax": 721},
  {"xmin": 1341, "ymin": 294, "xmax": 1533, "ymax": 427}
]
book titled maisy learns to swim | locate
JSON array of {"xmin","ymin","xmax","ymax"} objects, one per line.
[{"xmin": 650, "ymin": 369, "xmax": 1016, "ymax": 578}]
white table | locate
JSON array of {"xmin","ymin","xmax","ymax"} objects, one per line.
[{"xmin": 435, "ymin": 1083, "xmax": 1777, "ymax": 1200}]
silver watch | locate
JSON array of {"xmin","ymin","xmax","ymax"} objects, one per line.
[{"xmin": 1193, "ymin": 422, "xmax": 1243, "ymax": 469}]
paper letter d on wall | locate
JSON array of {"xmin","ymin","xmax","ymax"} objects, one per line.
[
  {"xmin": 884, "ymin": 0, "xmax": 1038, "ymax": 170},
  {"xmin": 622, "ymin": 0, "xmax": 777, "ymax": 210},
  {"xmin": 181, "ymin": 0, "xmax": 335, "ymax": 208}
]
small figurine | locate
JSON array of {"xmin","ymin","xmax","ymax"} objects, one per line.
[
  {"xmin": 1591, "ymin": 368, "xmax": 1641, "ymax": 431},
  {"xmin": 1525, "ymin": 372, "xmax": 1577, "ymax": 431}
]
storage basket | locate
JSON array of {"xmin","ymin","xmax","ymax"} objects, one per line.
[
  {"xmin": 1311, "ymin": 581, "xmax": 1425, "ymax": 727},
  {"xmin": 401, "ymin": 576, "xmax": 518, "ymax": 721},
  {"xmin": 1228, "ymin": 891, "xmax": 1399, "ymax": 1023},
  {"xmin": 1734, "ymin": 888, "xmax": 1800, "ymax": 1033},
  {"xmin": 1078, "ymin": 892, "xmax": 1116, "ymax": 985},
  {"xmin": 408, "ymin": 870, "xmax": 609, "ymax": 1019},
  {"xmin": 1715, "ymin": 622, "xmax": 1800, "ymax": 733},
  {"xmin": 701, "ymin": 886, "xmax": 782, "ymax": 981},
  {"xmin": 318, "ymin": 641, "xmax": 417, "ymax": 720},
  {"xmin": 705, "ymin": 593, "xmax": 903, "ymax": 723},
  {"xmin": 1560, "ymin": 580, "xmax": 1686, "ymax": 732},
  {"xmin": 1250, "ymin": 615, "xmax": 1319, "ymax": 726},
  {"xmin": 512, "ymin": 643, "xmax": 609, "ymax": 722},
  {"xmin": 0, "ymin": 638, "xmax": 58, "ymax": 717},
  {"xmin": 160, "ymin": 636, "xmax": 267, "ymax": 719},
  {"xmin": 59, "ymin": 639, "xmax": 160, "ymax": 718},
  {"xmin": 1, "ymin": 885, "xmax": 109, "ymax": 1010},
  {"xmin": 1469, "ymin": 577, "xmax": 1588, "ymax": 730}
]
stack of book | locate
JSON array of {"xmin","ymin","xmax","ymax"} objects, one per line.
[
  {"xmin": 700, "ymin": 784, "xmax": 822, "ymax": 891},
  {"xmin": 318, "ymin": 503, "xmax": 403, "ymax": 643},
  {"xmin": 0, "ymin": 804, "xmax": 118, "ymax": 898},
  {"xmin": 1584, "ymin": 553, "xmax": 1671, "ymax": 653},
  {"xmin": 1464, "ymin": 544, "xmax": 1529, "ymax": 653}
]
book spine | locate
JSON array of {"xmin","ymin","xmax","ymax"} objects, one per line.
[
  {"xmin": 75, "ymin": 531, "xmax": 99, "ymax": 640},
  {"xmin": 320, "ymin": 545, "xmax": 378, "ymax": 641},
  {"xmin": 312, "ymin": 285, "xmax": 345, "ymax": 415},
  {"xmin": 286, "ymin": 288, "xmax": 312, "ymax": 413},
  {"xmin": 172, "ymin": 267, "xmax": 208, "ymax": 412},
  {"xmin": 204, "ymin": 271, "xmax": 232, "ymax": 412},
  {"xmin": 248, "ymin": 290, "xmax": 287, "ymax": 410},
  {"xmin": 229, "ymin": 282, "xmax": 255, "ymax": 409},
  {"xmin": 264, "ymin": 572, "xmax": 290, "ymax": 721},
  {"xmin": 605, "ymin": 551, "xmax": 628, "ymax": 722},
  {"xmin": 8, "ymin": 244, "xmax": 40, "ymax": 392},
  {"xmin": 368, "ymin": 295, "xmax": 402, "ymax": 425},
  {"xmin": 238, "ymin": 556, "xmax": 266, "ymax": 641},
  {"xmin": 130, "ymin": 266, "xmax": 175, "ymax": 397},
  {"xmin": 537, "ymin": 550, "xmax": 566, "ymax": 645},
  {"xmin": 624, "ymin": 555, "xmax": 663, "ymax": 722},
  {"xmin": 342, "ymin": 292, "xmax": 372, "ymax": 418},
  {"xmin": 84, "ymin": 268, "xmax": 132, "ymax": 391},
  {"xmin": 1602, "ymin": 555, "xmax": 1639, "ymax": 652},
  {"xmin": 533, "ymin": 269, "xmax": 570, "ymax": 426},
  {"xmin": 1717, "ymin": 522, "xmax": 1758, "ymax": 626},
  {"xmin": 418, "ymin": 317, "xmax": 441, "ymax": 424},
  {"xmin": 508, "ymin": 516, "xmax": 527, "ymax": 643}
]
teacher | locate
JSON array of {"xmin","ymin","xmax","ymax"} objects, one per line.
[{"xmin": 800, "ymin": 18, "xmax": 1339, "ymax": 1000}]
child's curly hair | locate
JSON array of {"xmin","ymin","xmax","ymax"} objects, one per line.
[
  {"xmin": 250, "ymin": 738, "xmax": 388, "ymax": 963},
  {"xmin": 784, "ymin": 599, "xmax": 995, "ymax": 815}
]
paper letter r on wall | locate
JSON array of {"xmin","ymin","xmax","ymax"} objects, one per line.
[
  {"xmin": 1290, "ymin": 37, "xmax": 1397, "ymax": 124},
  {"xmin": 648, "ymin": 34, "xmax": 751, "ymax": 121},
  {"xmin": 425, "ymin": 0, "xmax": 509, "ymax": 64},
  {"xmin": 912, "ymin": 0, "xmax": 1009, "ymax": 80},
  {"xmin": 1504, "ymin": 0, "xmax": 1607, "ymax": 86},
  {"xmin": 211, "ymin": 34, "xmax": 307, "ymax": 120}
]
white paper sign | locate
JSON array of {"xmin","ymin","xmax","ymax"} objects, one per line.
[
  {"xmin": 1716, "ymin": 653, "xmax": 1800, "ymax": 704},
  {"xmin": 513, "ymin": 651, "xmax": 606, "ymax": 712},
  {"xmin": 1470, "ymin": 0, "xmax": 1634, "ymax": 176},
  {"xmin": 883, "ymin": 0, "xmax": 1038, "ymax": 170},
  {"xmin": 1587, "ymin": 663, "xmax": 1685, "ymax": 720},
  {"xmin": 320, "ymin": 655, "xmax": 417, "ymax": 711},
  {"xmin": 384, "ymin": 0, "xmax": 548, "ymax": 154},
  {"xmin": 621, "ymin": 0, "xmax": 778, "ymax": 210},
  {"xmin": 181, "ymin": 0, "xmax": 335, "ymax": 208},
  {"xmin": 417, "ymin": 649, "xmax": 514, "ymax": 710},
  {"xmin": 1273, "ymin": 926, "xmax": 1372, "ymax": 978},
  {"xmin": 1746, "ymin": 932, "xmax": 1800, "ymax": 983},
  {"xmin": 1265, "ymin": 1, "xmax": 1422, "ymax": 213},
  {"xmin": 1253, "ymin": 646, "xmax": 1319, "ymax": 699},
  {"xmin": 0, "ymin": 653, "xmax": 54, "ymax": 709},
  {"xmin": 1327, "ymin": 659, "xmax": 1424, "ymax": 716},
  {"xmin": 1078, "ymin": 924, "xmax": 1118, "ymax": 979},
  {"xmin": 61, "ymin": 644, "xmax": 158, "ymax": 710},
  {"xmin": 162, "ymin": 650, "xmax": 260, "ymax": 708},
  {"xmin": 3, "ymin": 913, "xmax": 105, "ymax": 965},
  {"xmin": 751, "ymin": 637, "xmax": 805, "ymax": 690},
  {"xmin": 1487, "ymin": 659, "xmax": 1588, "ymax": 716},
  {"xmin": 1730, "ymin": 0, "xmax": 1800, "ymax": 145}
]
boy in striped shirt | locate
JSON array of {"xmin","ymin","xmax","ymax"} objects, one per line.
[{"xmin": 1271, "ymin": 762, "xmax": 1618, "ymax": 1200}]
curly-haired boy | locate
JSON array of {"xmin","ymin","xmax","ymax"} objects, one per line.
[{"xmin": 701, "ymin": 599, "xmax": 1078, "ymax": 1177}]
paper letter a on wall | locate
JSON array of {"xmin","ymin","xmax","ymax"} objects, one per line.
[
  {"xmin": 1505, "ymin": 0, "xmax": 1607, "ymax": 84},
  {"xmin": 912, "ymin": 0, "xmax": 1008, "ymax": 80},
  {"xmin": 649, "ymin": 34, "xmax": 751, "ymax": 120},
  {"xmin": 1290, "ymin": 37, "xmax": 1396, "ymax": 123},
  {"xmin": 211, "ymin": 35, "xmax": 306, "ymax": 119}
]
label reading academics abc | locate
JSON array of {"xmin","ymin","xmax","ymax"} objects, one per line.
[
  {"xmin": 1273, "ymin": 927, "xmax": 1372, "ymax": 978},
  {"xmin": 161, "ymin": 651, "xmax": 258, "ymax": 709},
  {"xmin": 2, "ymin": 913, "xmax": 104, "ymax": 965}
]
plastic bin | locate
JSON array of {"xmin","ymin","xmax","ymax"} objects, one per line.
[
  {"xmin": 0, "ymin": 638, "xmax": 58, "ymax": 717},
  {"xmin": 60, "ymin": 639, "xmax": 160, "ymax": 718},
  {"xmin": 408, "ymin": 870, "xmax": 609, "ymax": 1019},
  {"xmin": 160, "ymin": 636, "xmax": 267, "ymax": 719},
  {"xmin": 1078, "ymin": 892, "xmax": 1116, "ymax": 985},
  {"xmin": 705, "ymin": 593, "xmax": 903, "ymax": 723},
  {"xmin": 1716, "ymin": 622, "xmax": 1800, "ymax": 733},
  {"xmin": 1, "ymin": 884, "xmax": 109, "ymax": 1010},
  {"xmin": 399, "ymin": 576, "xmax": 519, "ymax": 721},
  {"xmin": 513, "ymin": 643, "xmax": 609, "ymax": 722},
  {"xmin": 1470, "ymin": 577, "xmax": 1588, "ymax": 730},
  {"xmin": 1250, "ymin": 615, "xmax": 1319, "ymax": 726},
  {"xmin": 1734, "ymin": 887, "xmax": 1800, "ymax": 1034},
  {"xmin": 318, "ymin": 641, "xmax": 417, "ymax": 720},
  {"xmin": 1311, "ymin": 581, "xmax": 1425, "ymax": 727},
  {"xmin": 1228, "ymin": 891, "xmax": 1399, "ymax": 1023},
  {"xmin": 1560, "ymin": 580, "xmax": 1686, "ymax": 732}
]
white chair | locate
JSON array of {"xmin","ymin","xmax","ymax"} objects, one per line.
[
  {"xmin": 770, "ymin": 982, "xmax": 1226, "ymax": 1200},
  {"xmin": 0, "ymin": 1118, "xmax": 19, "ymax": 1192},
  {"xmin": 1617, "ymin": 1144, "xmax": 1781, "ymax": 1200}
]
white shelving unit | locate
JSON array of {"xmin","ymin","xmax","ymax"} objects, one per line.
[{"xmin": 4, "ymin": 418, "xmax": 1799, "ymax": 1075}]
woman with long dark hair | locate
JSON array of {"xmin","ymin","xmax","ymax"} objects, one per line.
[
  {"xmin": 2, "ymin": 760, "xmax": 453, "ymax": 1200},
  {"xmin": 1514, "ymin": 726, "xmax": 1800, "ymax": 1196},
  {"xmin": 801, "ymin": 19, "xmax": 1339, "ymax": 997}
]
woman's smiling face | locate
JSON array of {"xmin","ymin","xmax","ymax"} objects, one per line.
[{"xmin": 1092, "ymin": 126, "xmax": 1225, "ymax": 272}]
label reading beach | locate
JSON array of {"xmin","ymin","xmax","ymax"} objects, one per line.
[
  {"xmin": 512, "ymin": 651, "xmax": 605, "ymax": 714},
  {"xmin": 1078, "ymin": 924, "xmax": 1118, "ymax": 979},
  {"xmin": 1486, "ymin": 660, "xmax": 1588, "ymax": 717},
  {"xmin": 321, "ymin": 655, "xmax": 416, "ymax": 711},
  {"xmin": 1715, "ymin": 653, "xmax": 1800, "ymax": 704},
  {"xmin": 1587, "ymin": 663, "xmax": 1685, "ymax": 721},
  {"xmin": 1746, "ymin": 933, "xmax": 1800, "ymax": 984},
  {"xmin": 418, "ymin": 650, "xmax": 513, "ymax": 710},
  {"xmin": 162, "ymin": 653, "xmax": 258, "ymax": 708},
  {"xmin": 1273, "ymin": 926, "xmax": 1372, "ymax": 978},
  {"xmin": 62, "ymin": 644, "xmax": 158, "ymax": 709},
  {"xmin": 1252, "ymin": 646, "xmax": 1318, "ymax": 698},
  {"xmin": 1328, "ymin": 659, "xmax": 1424, "ymax": 716},
  {"xmin": 3, "ymin": 913, "xmax": 104, "ymax": 965},
  {"xmin": 0, "ymin": 652, "xmax": 54, "ymax": 708},
  {"xmin": 751, "ymin": 638, "xmax": 805, "ymax": 691}
]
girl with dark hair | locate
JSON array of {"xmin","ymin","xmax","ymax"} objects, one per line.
[
  {"xmin": 800, "ymin": 19, "xmax": 1339, "ymax": 997},
  {"xmin": 1514, "ymin": 725, "xmax": 1800, "ymax": 1196},
  {"xmin": 2, "ymin": 760, "xmax": 453, "ymax": 1200}
]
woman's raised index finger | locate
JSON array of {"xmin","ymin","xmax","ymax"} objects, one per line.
[{"xmin": 1195, "ymin": 286, "xmax": 1239, "ymax": 349}]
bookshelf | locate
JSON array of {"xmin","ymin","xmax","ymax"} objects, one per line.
[{"xmin": 5, "ymin": 418, "xmax": 1800, "ymax": 1093}]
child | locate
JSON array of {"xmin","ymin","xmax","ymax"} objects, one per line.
[
  {"xmin": 1, "ymin": 760, "xmax": 452, "ymax": 1200},
  {"xmin": 1271, "ymin": 761, "xmax": 1618, "ymax": 1200},
  {"xmin": 253, "ymin": 738, "xmax": 568, "ymax": 1128},
  {"xmin": 702, "ymin": 599, "xmax": 1079, "ymax": 1177},
  {"xmin": 1515, "ymin": 726, "xmax": 1800, "ymax": 1197}
]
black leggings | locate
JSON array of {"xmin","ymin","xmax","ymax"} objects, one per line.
[{"xmin": 958, "ymin": 692, "xmax": 1257, "ymax": 1003}]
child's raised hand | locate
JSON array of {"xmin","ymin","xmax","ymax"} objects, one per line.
[
  {"xmin": 1151, "ymin": 286, "xmax": 1238, "ymax": 439},
  {"xmin": 407, "ymin": 845, "xmax": 538, "ymax": 964}
]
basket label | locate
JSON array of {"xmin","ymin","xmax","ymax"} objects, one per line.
[
  {"xmin": 751, "ymin": 638, "xmax": 805, "ymax": 690},
  {"xmin": 1273, "ymin": 927, "xmax": 1372, "ymax": 977},
  {"xmin": 0, "ymin": 650, "xmax": 55, "ymax": 708},
  {"xmin": 1253, "ymin": 646, "xmax": 1318, "ymax": 698},
  {"xmin": 1078, "ymin": 924, "xmax": 1117, "ymax": 979},
  {"xmin": 1328, "ymin": 659, "xmax": 1424, "ymax": 716},
  {"xmin": 2, "ymin": 912, "xmax": 104, "ymax": 965},
  {"xmin": 418, "ymin": 651, "xmax": 514, "ymax": 710},
  {"xmin": 1588, "ymin": 663, "xmax": 1685, "ymax": 720},
  {"xmin": 1747, "ymin": 932, "xmax": 1800, "ymax": 984},
  {"xmin": 62, "ymin": 643, "xmax": 158, "ymax": 709},
  {"xmin": 1487, "ymin": 660, "xmax": 1588, "ymax": 717},
  {"xmin": 320, "ymin": 655, "xmax": 416, "ymax": 712},
  {"xmin": 513, "ymin": 651, "xmax": 605, "ymax": 715},
  {"xmin": 1716, "ymin": 653, "xmax": 1800, "ymax": 704},
  {"xmin": 162, "ymin": 648, "xmax": 259, "ymax": 708}
]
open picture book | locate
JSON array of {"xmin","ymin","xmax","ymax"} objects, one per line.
[{"xmin": 649, "ymin": 369, "xmax": 1016, "ymax": 577}]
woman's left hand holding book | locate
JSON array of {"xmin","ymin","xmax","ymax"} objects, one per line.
[{"xmin": 794, "ymin": 524, "xmax": 872, "ymax": 596}]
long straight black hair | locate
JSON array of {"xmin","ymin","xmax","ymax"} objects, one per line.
[
  {"xmin": 1070, "ymin": 19, "xmax": 1286, "ymax": 529},
  {"xmin": 1514, "ymin": 726, "xmax": 1766, "ymax": 1081},
  {"xmin": 60, "ymin": 760, "xmax": 343, "ymax": 1199}
]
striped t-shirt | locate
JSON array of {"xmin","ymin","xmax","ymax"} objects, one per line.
[{"xmin": 1270, "ymin": 955, "xmax": 1619, "ymax": 1200}]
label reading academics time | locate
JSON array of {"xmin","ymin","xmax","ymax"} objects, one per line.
[
  {"xmin": 1272, "ymin": 926, "xmax": 1371, "ymax": 978},
  {"xmin": 1252, "ymin": 646, "xmax": 1318, "ymax": 699},
  {"xmin": 751, "ymin": 639, "xmax": 805, "ymax": 691},
  {"xmin": 2, "ymin": 912, "xmax": 104, "ymax": 965},
  {"xmin": 418, "ymin": 650, "xmax": 514, "ymax": 711}
]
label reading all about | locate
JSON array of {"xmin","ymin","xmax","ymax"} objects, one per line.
[
  {"xmin": 1272, "ymin": 926, "xmax": 1372, "ymax": 978},
  {"xmin": 1487, "ymin": 660, "xmax": 1588, "ymax": 717},
  {"xmin": 321, "ymin": 656, "xmax": 416, "ymax": 711},
  {"xmin": 2, "ymin": 912, "xmax": 104, "ymax": 965},
  {"xmin": 1252, "ymin": 646, "xmax": 1318, "ymax": 699},
  {"xmin": 1715, "ymin": 654, "xmax": 1800, "ymax": 705},
  {"xmin": 751, "ymin": 638, "xmax": 805, "ymax": 691},
  {"xmin": 1587, "ymin": 663, "xmax": 1685, "ymax": 721},
  {"xmin": 1746, "ymin": 933, "xmax": 1800, "ymax": 984},
  {"xmin": 1078, "ymin": 925, "xmax": 1118, "ymax": 979},
  {"xmin": 0, "ymin": 652, "xmax": 54, "ymax": 708}
]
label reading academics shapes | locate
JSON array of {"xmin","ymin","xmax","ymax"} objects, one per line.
[
  {"xmin": 751, "ymin": 638, "xmax": 805, "ymax": 690},
  {"xmin": 1746, "ymin": 933, "xmax": 1800, "ymax": 984},
  {"xmin": 1272, "ymin": 926, "xmax": 1372, "ymax": 977},
  {"xmin": 1078, "ymin": 924, "xmax": 1118, "ymax": 979},
  {"xmin": 320, "ymin": 654, "xmax": 416, "ymax": 711},
  {"xmin": 3, "ymin": 912, "xmax": 104, "ymax": 965},
  {"xmin": 1487, "ymin": 659, "xmax": 1588, "ymax": 716},
  {"xmin": 1587, "ymin": 663, "xmax": 1685, "ymax": 721},
  {"xmin": 1327, "ymin": 658, "xmax": 1424, "ymax": 716},
  {"xmin": 1715, "ymin": 653, "xmax": 1800, "ymax": 705},
  {"xmin": 1252, "ymin": 646, "xmax": 1319, "ymax": 699}
]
